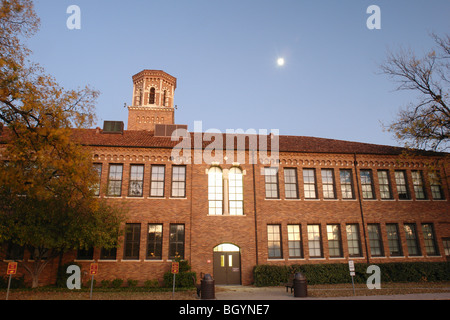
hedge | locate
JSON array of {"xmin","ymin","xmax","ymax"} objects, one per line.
[
  {"xmin": 253, "ymin": 262, "xmax": 450, "ymax": 287},
  {"xmin": 161, "ymin": 258, "xmax": 195, "ymax": 288},
  {"xmin": 163, "ymin": 271, "xmax": 196, "ymax": 288},
  {"xmin": 0, "ymin": 275, "xmax": 26, "ymax": 289}
]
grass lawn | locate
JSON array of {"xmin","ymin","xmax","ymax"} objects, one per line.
[{"xmin": 1, "ymin": 281, "xmax": 449, "ymax": 300}]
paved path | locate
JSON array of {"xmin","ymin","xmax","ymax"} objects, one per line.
[{"xmin": 214, "ymin": 285, "xmax": 450, "ymax": 300}]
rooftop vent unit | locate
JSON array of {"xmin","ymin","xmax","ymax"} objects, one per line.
[
  {"xmin": 154, "ymin": 124, "xmax": 188, "ymax": 138},
  {"xmin": 103, "ymin": 121, "xmax": 124, "ymax": 134}
]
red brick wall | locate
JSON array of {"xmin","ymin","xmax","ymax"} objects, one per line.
[
  {"xmin": 1, "ymin": 148, "xmax": 449, "ymax": 287},
  {"xmin": 127, "ymin": 107, "xmax": 175, "ymax": 131}
]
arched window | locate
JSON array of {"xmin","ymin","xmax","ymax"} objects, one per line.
[
  {"xmin": 208, "ymin": 167, "xmax": 223, "ymax": 215},
  {"xmin": 136, "ymin": 88, "xmax": 143, "ymax": 106},
  {"xmin": 149, "ymin": 87, "xmax": 156, "ymax": 104},
  {"xmin": 229, "ymin": 167, "xmax": 243, "ymax": 215},
  {"xmin": 163, "ymin": 90, "xmax": 167, "ymax": 106}
]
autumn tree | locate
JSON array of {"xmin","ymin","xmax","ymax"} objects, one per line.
[
  {"xmin": 380, "ymin": 33, "xmax": 449, "ymax": 152},
  {"xmin": 0, "ymin": 0, "xmax": 125, "ymax": 288}
]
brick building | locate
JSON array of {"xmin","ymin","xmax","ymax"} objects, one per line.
[{"xmin": 2, "ymin": 70, "xmax": 449, "ymax": 287}]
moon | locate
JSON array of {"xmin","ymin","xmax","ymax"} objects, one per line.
[{"xmin": 277, "ymin": 58, "xmax": 285, "ymax": 66}]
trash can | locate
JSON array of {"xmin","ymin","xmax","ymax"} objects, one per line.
[
  {"xmin": 293, "ymin": 272, "xmax": 307, "ymax": 298},
  {"xmin": 200, "ymin": 274, "xmax": 215, "ymax": 300}
]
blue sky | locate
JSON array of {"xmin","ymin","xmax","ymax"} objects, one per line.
[{"xmin": 27, "ymin": 0, "xmax": 450, "ymax": 147}]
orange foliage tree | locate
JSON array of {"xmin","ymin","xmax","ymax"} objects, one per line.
[{"xmin": 0, "ymin": 0, "xmax": 125, "ymax": 288}]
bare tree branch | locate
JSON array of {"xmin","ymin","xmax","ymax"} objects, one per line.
[{"xmin": 380, "ymin": 33, "xmax": 450, "ymax": 152}]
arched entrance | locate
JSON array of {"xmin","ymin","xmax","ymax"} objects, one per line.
[{"xmin": 213, "ymin": 243, "xmax": 241, "ymax": 285}]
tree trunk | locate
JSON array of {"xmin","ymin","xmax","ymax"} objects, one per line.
[
  {"xmin": 23, "ymin": 257, "xmax": 52, "ymax": 288},
  {"xmin": 31, "ymin": 273, "xmax": 40, "ymax": 288}
]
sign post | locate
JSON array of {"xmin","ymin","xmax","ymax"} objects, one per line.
[
  {"xmin": 89, "ymin": 263, "xmax": 98, "ymax": 300},
  {"xmin": 6, "ymin": 262, "xmax": 17, "ymax": 300},
  {"xmin": 348, "ymin": 260, "xmax": 356, "ymax": 296},
  {"xmin": 171, "ymin": 262, "xmax": 179, "ymax": 299}
]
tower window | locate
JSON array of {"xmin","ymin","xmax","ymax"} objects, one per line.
[
  {"xmin": 136, "ymin": 89, "xmax": 143, "ymax": 106},
  {"xmin": 149, "ymin": 87, "xmax": 156, "ymax": 104},
  {"xmin": 163, "ymin": 90, "xmax": 167, "ymax": 106}
]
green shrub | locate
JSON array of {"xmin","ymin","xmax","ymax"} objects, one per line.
[
  {"xmin": 163, "ymin": 260, "xmax": 196, "ymax": 288},
  {"xmin": 163, "ymin": 272, "xmax": 196, "ymax": 288},
  {"xmin": 178, "ymin": 260, "xmax": 191, "ymax": 272},
  {"xmin": 0, "ymin": 275, "xmax": 25, "ymax": 289},
  {"xmin": 100, "ymin": 279, "xmax": 111, "ymax": 288},
  {"xmin": 144, "ymin": 279, "xmax": 159, "ymax": 288},
  {"xmin": 253, "ymin": 265, "xmax": 290, "ymax": 287},
  {"xmin": 127, "ymin": 279, "xmax": 138, "ymax": 287},
  {"xmin": 253, "ymin": 262, "xmax": 450, "ymax": 286},
  {"xmin": 111, "ymin": 278, "xmax": 123, "ymax": 288}
]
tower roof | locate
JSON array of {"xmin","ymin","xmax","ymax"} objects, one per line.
[{"xmin": 132, "ymin": 70, "xmax": 177, "ymax": 89}]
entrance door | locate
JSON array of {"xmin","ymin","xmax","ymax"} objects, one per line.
[{"xmin": 213, "ymin": 244, "xmax": 241, "ymax": 285}]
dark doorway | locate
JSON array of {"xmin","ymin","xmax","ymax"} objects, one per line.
[{"xmin": 213, "ymin": 244, "xmax": 241, "ymax": 285}]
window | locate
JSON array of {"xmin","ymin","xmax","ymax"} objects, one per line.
[
  {"xmin": 100, "ymin": 248, "xmax": 117, "ymax": 260},
  {"xmin": 443, "ymin": 238, "xmax": 450, "ymax": 257},
  {"xmin": 422, "ymin": 223, "xmax": 438, "ymax": 256},
  {"xmin": 360, "ymin": 170, "xmax": 374, "ymax": 199},
  {"xmin": 429, "ymin": 172, "xmax": 445, "ymax": 200},
  {"xmin": 322, "ymin": 169, "xmax": 336, "ymax": 199},
  {"xmin": 169, "ymin": 224, "xmax": 185, "ymax": 259},
  {"xmin": 377, "ymin": 170, "xmax": 392, "ymax": 199},
  {"xmin": 107, "ymin": 164, "xmax": 123, "ymax": 197},
  {"xmin": 327, "ymin": 224, "xmax": 342, "ymax": 257},
  {"xmin": 368, "ymin": 224, "xmax": 384, "ymax": 257},
  {"xmin": 150, "ymin": 165, "xmax": 165, "ymax": 197},
  {"xmin": 171, "ymin": 166, "xmax": 186, "ymax": 197},
  {"xmin": 149, "ymin": 87, "xmax": 156, "ymax": 104},
  {"xmin": 284, "ymin": 168, "xmax": 298, "ymax": 199},
  {"xmin": 303, "ymin": 169, "xmax": 317, "ymax": 199},
  {"xmin": 340, "ymin": 169, "xmax": 354, "ymax": 199},
  {"xmin": 267, "ymin": 225, "xmax": 282, "ymax": 259},
  {"xmin": 136, "ymin": 88, "xmax": 142, "ymax": 106},
  {"xmin": 287, "ymin": 225, "xmax": 302, "ymax": 258},
  {"xmin": 395, "ymin": 171, "xmax": 409, "ymax": 199},
  {"xmin": 229, "ymin": 167, "xmax": 244, "ymax": 215},
  {"xmin": 264, "ymin": 167, "xmax": 279, "ymax": 199},
  {"xmin": 77, "ymin": 247, "xmax": 93, "ymax": 260},
  {"xmin": 163, "ymin": 90, "xmax": 167, "ymax": 106},
  {"xmin": 307, "ymin": 225, "xmax": 322, "ymax": 258},
  {"xmin": 411, "ymin": 171, "xmax": 426, "ymax": 199},
  {"xmin": 128, "ymin": 165, "xmax": 144, "ymax": 197},
  {"xmin": 147, "ymin": 224, "xmax": 163, "ymax": 260},
  {"xmin": 346, "ymin": 224, "xmax": 362, "ymax": 257},
  {"xmin": 29, "ymin": 247, "xmax": 49, "ymax": 260},
  {"xmin": 386, "ymin": 224, "xmax": 402, "ymax": 256},
  {"xmin": 208, "ymin": 167, "xmax": 223, "ymax": 215},
  {"xmin": 124, "ymin": 223, "xmax": 141, "ymax": 260},
  {"xmin": 404, "ymin": 223, "xmax": 420, "ymax": 256},
  {"xmin": 92, "ymin": 163, "xmax": 102, "ymax": 196},
  {"xmin": 6, "ymin": 242, "xmax": 24, "ymax": 260}
]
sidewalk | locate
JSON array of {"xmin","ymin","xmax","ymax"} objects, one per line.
[{"xmin": 214, "ymin": 285, "xmax": 450, "ymax": 300}]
